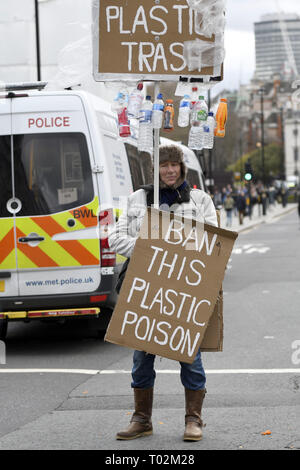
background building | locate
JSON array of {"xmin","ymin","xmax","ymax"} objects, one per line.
[{"xmin": 254, "ymin": 13, "xmax": 300, "ymax": 81}]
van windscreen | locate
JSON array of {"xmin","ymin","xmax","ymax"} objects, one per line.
[{"xmin": 13, "ymin": 133, "xmax": 94, "ymax": 216}]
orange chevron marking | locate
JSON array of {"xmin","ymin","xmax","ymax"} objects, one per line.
[
  {"xmin": 0, "ymin": 228, "xmax": 15, "ymax": 264},
  {"xmin": 16, "ymin": 228, "xmax": 59, "ymax": 268},
  {"xmin": 31, "ymin": 216, "xmax": 99, "ymax": 266},
  {"xmin": 57, "ymin": 240, "xmax": 99, "ymax": 266},
  {"xmin": 33, "ymin": 215, "xmax": 66, "ymax": 236}
]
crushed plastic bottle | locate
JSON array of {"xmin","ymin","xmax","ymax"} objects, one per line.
[
  {"xmin": 188, "ymin": 123, "xmax": 204, "ymax": 151},
  {"xmin": 178, "ymin": 95, "xmax": 191, "ymax": 128},
  {"xmin": 111, "ymin": 92, "xmax": 131, "ymax": 138},
  {"xmin": 138, "ymin": 95, "xmax": 153, "ymax": 154},
  {"xmin": 127, "ymin": 83, "xmax": 144, "ymax": 118}
]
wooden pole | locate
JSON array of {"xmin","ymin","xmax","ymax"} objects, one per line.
[{"xmin": 153, "ymin": 82, "xmax": 160, "ymax": 209}]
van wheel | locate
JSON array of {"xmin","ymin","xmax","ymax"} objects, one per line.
[{"xmin": 0, "ymin": 319, "xmax": 8, "ymax": 340}]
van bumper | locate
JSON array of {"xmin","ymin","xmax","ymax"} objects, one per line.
[{"xmin": 0, "ymin": 270, "xmax": 119, "ymax": 314}]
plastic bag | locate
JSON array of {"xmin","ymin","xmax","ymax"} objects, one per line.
[
  {"xmin": 183, "ymin": 38, "xmax": 225, "ymax": 71},
  {"xmin": 186, "ymin": 0, "xmax": 226, "ymax": 38}
]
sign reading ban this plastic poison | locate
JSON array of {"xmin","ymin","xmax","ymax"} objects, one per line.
[
  {"xmin": 105, "ymin": 209, "xmax": 238, "ymax": 364},
  {"xmin": 93, "ymin": 0, "xmax": 219, "ymax": 81}
]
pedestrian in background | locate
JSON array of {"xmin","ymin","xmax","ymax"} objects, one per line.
[
  {"xmin": 213, "ymin": 188, "xmax": 222, "ymax": 209},
  {"xmin": 224, "ymin": 193, "xmax": 235, "ymax": 227},
  {"xmin": 236, "ymin": 190, "xmax": 246, "ymax": 225},
  {"xmin": 297, "ymin": 187, "xmax": 300, "ymax": 227},
  {"xmin": 108, "ymin": 145, "xmax": 217, "ymax": 442}
]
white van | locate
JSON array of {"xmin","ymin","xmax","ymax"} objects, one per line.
[{"xmin": 0, "ymin": 84, "xmax": 205, "ymax": 339}]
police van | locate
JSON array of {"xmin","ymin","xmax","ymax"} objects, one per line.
[{"xmin": 0, "ymin": 83, "xmax": 206, "ymax": 339}]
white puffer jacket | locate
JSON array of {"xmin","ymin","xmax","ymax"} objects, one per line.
[{"xmin": 108, "ymin": 188, "xmax": 217, "ymax": 259}]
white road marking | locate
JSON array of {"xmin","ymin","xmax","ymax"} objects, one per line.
[
  {"xmin": 0, "ymin": 368, "xmax": 299, "ymax": 375},
  {"xmin": 232, "ymin": 244, "xmax": 271, "ymax": 255}
]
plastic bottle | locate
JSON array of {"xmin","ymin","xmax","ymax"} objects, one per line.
[
  {"xmin": 152, "ymin": 93, "xmax": 164, "ymax": 130},
  {"xmin": 112, "ymin": 92, "xmax": 131, "ymax": 138},
  {"xmin": 203, "ymin": 112, "xmax": 215, "ymax": 149},
  {"xmin": 193, "ymin": 96, "xmax": 208, "ymax": 123},
  {"xmin": 127, "ymin": 83, "xmax": 144, "ymax": 118},
  {"xmin": 215, "ymin": 98, "xmax": 228, "ymax": 138},
  {"xmin": 190, "ymin": 87, "xmax": 198, "ymax": 107},
  {"xmin": 138, "ymin": 95, "xmax": 153, "ymax": 153},
  {"xmin": 188, "ymin": 122, "xmax": 204, "ymax": 151},
  {"xmin": 178, "ymin": 95, "xmax": 191, "ymax": 128},
  {"xmin": 190, "ymin": 87, "xmax": 199, "ymax": 125},
  {"xmin": 163, "ymin": 99, "xmax": 175, "ymax": 132}
]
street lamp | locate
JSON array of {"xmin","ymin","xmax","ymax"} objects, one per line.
[
  {"xmin": 293, "ymin": 120, "xmax": 299, "ymax": 177},
  {"xmin": 258, "ymin": 87, "xmax": 266, "ymax": 187},
  {"xmin": 279, "ymin": 107, "xmax": 286, "ymax": 181}
]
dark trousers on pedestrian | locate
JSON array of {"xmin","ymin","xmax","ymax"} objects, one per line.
[
  {"xmin": 238, "ymin": 210, "xmax": 244, "ymax": 225},
  {"xmin": 131, "ymin": 348, "xmax": 206, "ymax": 391}
]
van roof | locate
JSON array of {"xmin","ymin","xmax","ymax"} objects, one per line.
[{"xmin": 0, "ymin": 88, "xmax": 112, "ymax": 114}]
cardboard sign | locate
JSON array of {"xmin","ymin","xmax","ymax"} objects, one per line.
[
  {"xmin": 105, "ymin": 209, "xmax": 238, "ymax": 364},
  {"xmin": 93, "ymin": 0, "xmax": 223, "ymax": 81}
]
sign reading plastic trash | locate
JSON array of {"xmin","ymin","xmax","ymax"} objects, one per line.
[
  {"xmin": 105, "ymin": 209, "xmax": 237, "ymax": 364},
  {"xmin": 93, "ymin": 0, "xmax": 223, "ymax": 81}
]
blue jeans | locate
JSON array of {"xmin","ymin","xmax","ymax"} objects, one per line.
[{"xmin": 131, "ymin": 348, "xmax": 206, "ymax": 391}]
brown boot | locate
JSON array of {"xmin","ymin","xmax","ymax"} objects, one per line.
[
  {"xmin": 116, "ymin": 387, "xmax": 153, "ymax": 440},
  {"xmin": 183, "ymin": 388, "xmax": 206, "ymax": 441}
]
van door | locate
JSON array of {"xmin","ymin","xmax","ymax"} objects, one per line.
[
  {"xmin": 0, "ymin": 100, "xmax": 18, "ymax": 297},
  {"xmin": 11, "ymin": 96, "xmax": 101, "ymax": 296}
]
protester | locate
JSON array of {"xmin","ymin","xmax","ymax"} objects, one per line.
[{"xmin": 108, "ymin": 145, "xmax": 217, "ymax": 442}]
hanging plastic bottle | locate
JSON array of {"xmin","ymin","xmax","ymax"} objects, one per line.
[
  {"xmin": 188, "ymin": 123, "xmax": 204, "ymax": 151},
  {"xmin": 152, "ymin": 93, "xmax": 164, "ymax": 130},
  {"xmin": 190, "ymin": 87, "xmax": 198, "ymax": 124},
  {"xmin": 178, "ymin": 95, "xmax": 191, "ymax": 128},
  {"xmin": 138, "ymin": 95, "xmax": 153, "ymax": 153},
  {"xmin": 127, "ymin": 82, "xmax": 144, "ymax": 118},
  {"xmin": 215, "ymin": 98, "xmax": 228, "ymax": 138},
  {"xmin": 203, "ymin": 112, "xmax": 215, "ymax": 149},
  {"xmin": 192, "ymin": 96, "xmax": 208, "ymax": 124},
  {"xmin": 190, "ymin": 87, "xmax": 198, "ymax": 108},
  {"xmin": 163, "ymin": 99, "xmax": 175, "ymax": 132},
  {"xmin": 112, "ymin": 92, "xmax": 131, "ymax": 138}
]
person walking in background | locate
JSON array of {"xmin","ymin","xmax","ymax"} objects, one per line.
[
  {"xmin": 236, "ymin": 190, "xmax": 246, "ymax": 225},
  {"xmin": 213, "ymin": 188, "xmax": 222, "ymax": 209},
  {"xmin": 224, "ymin": 193, "xmax": 235, "ymax": 227},
  {"xmin": 297, "ymin": 187, "xmax": 300, "ymax": 227}
]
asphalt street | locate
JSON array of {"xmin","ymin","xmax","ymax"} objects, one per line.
[{"xmin": 0, "ymin": 208, "xmax": 299, "ymax": 451}]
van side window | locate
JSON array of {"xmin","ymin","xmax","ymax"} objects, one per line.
[
  {"xmin": 14, "ymin": 133, "xmax": 94, "ymax": 216},
  {"xmin": 186, "ymin": 169, "xmax": 201, "ymax": 190},
  {"xmin": 0, "ymin": 136, "xmax": 13, "ymax": 218},
  {"xmin": 125, "ymin": 143, "xmax": 145, "ymax": 191}
]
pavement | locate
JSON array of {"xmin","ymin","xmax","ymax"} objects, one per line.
[{"xmin": 219, "ymin": 202, "xmax": 298, "ymax": 233}]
